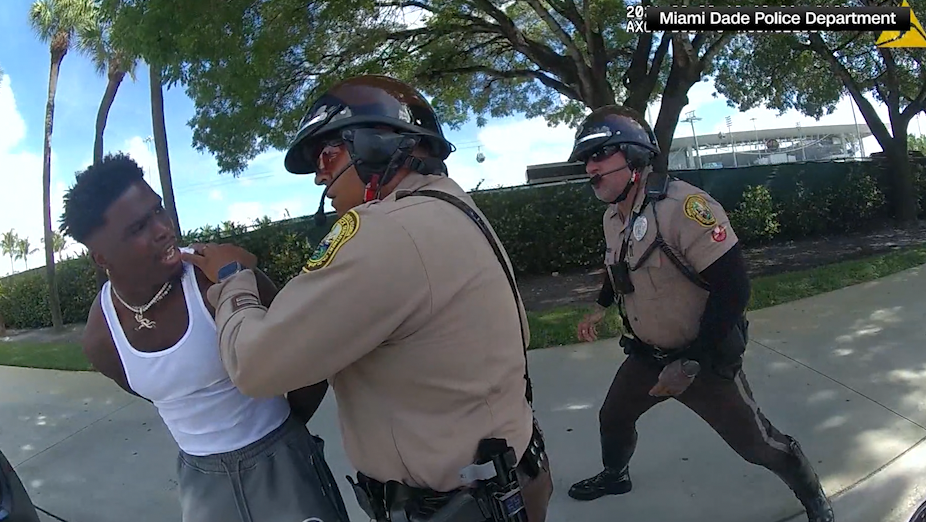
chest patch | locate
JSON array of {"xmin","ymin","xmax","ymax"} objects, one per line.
[
  {"xmin": 632, "ymin": 215, "xmax": 648, "ymax": 241},
  {"xmin": 303, "ymin": 210, "xmax": 361, "ymax": 272},
  {"xmin": 684, "ymin": 194, "xmax": 717, "ymax": 228}
]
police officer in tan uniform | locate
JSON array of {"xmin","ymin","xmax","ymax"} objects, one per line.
[
  {"xmin": 180, "ymin": 75, "xmax": 553, "ymax": 522},
  {"xmin": 565, "ymin": 106, "xmax": 834, "ymax": 522}
]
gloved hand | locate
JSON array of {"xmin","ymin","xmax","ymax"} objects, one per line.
[
  {"xmin": 577, "ymin": 305, "xmax": 607, "ymax": 342},
  {"xmin": 649, "ymin": 359, "xmax": 700, "ymax": 397}
]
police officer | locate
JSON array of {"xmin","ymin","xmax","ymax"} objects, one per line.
[
  {"xmin": 565, "ymin": 105, "xmax": 835, "ymax": 522},
  {"xmin": 180, "ymin": 74, "xmax": 553, "ymax": 522}
]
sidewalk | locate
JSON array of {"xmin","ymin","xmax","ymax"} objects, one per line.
[{"xmin": 2, "ymin": 264, "xmax": 926, "ymax": 521}]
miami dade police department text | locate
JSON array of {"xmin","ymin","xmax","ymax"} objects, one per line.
[{"xmin": 644, "ymin": 6, "xmax": 910, "ymax": 32}]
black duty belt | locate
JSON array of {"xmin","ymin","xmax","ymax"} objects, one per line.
[
  {"xmin": 350, "ymin": 421, "xmax": 547, "ymax": 522},
  {"xmin": 619, "ymin": 335, "xmax": 682, "ymax": 365}
]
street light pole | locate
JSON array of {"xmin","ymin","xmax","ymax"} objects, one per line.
[
  {"xmin": 682, "ymin": 111, "xmax": 703, "ymax": 169},
  {"xmin": 796, "ymin": 122, "xmax": 806, "ymax": 161},
  {"xmin": 726, "ymin": 115, "xmax": 738, "ymax": 167},
  {"xmin": 750, "ymin": 117, "xmax": 760, "ymax": 163}
]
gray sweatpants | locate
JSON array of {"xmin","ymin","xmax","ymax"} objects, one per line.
[{"xmin": 177, "ymin": 414, "xmax": 349, "ymax": 522}]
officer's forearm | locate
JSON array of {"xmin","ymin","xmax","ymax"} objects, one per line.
[
  {"xmin": 596, "ymin": 271, "xmax": 614, "ymax": 308},
  {"xmin": 687, "ymin": 243, "xmax": 750, "ymax": 359}
]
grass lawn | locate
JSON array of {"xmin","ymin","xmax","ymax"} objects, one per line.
[
  {"xmin": 0, "ymin": 340, "xmax": 93, "ymax": 371},
  {"xmin": 527, "ymin": 243, "xmax": 926, "ymax": 349},
  {"xmin": 2, "ymin": 243, "xmax": 925, "ymax": 371}
]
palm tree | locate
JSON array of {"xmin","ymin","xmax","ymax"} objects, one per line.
[
  {"xmin": 81, "ymin": 9, "xmax": 136, "ymax": 165},
  {"xmin": 1, "ymin": 230, "xmax": 18, "ymax": 274},
  {"xmin": 41, "ymin": 230, "xmax": 68, "ymax": 262},
  {"xmin": 15, "ymin": 238, "xmax": 39, "ymax": 270},
  {"xmin": 81, "ymin": 10, "xmax": 136, "ymax": 289},
  {"xmin": 149, "ymin": 64, "xmax": 182, "ymax": 240},
  {"xmin": 28, "ymin": 0, "xmax": 95, "ymax": 329}
]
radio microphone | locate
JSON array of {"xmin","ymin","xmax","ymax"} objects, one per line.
[
  {"xmin": 313, "ymin": 159, "xmax": 356, "ymax": 227},
  {"xmin": 588, "ymin": 162, "xmax": 630, "ymax": 186}
]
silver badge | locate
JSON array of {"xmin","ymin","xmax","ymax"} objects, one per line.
[{"xmin": 633, "ymin": 216, "xmax": 648, "ymax": 241}]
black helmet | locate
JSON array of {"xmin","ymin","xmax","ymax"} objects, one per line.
[
  {"xmin": 568, "ymin": 105, "xmax": 660, "ymax": 169},
  {"xmin": 284, "ymin": 75, "xmax": 455, "ymax": 174}
]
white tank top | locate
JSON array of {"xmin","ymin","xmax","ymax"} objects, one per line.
[{"xmin": 100, "ymin": 252, "xmax": 291, "ymax": 456}]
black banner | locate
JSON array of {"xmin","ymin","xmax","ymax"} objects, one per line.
[{"xmin": 644, "ymin": 6, "xmax": 911, "ymax": 31}]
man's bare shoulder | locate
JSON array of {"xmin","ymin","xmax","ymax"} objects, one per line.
[{"xmin": 82, "ymin": 292, "xmax": 110, "ymax": 358}]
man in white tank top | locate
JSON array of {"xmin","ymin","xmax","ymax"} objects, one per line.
[{"xmin": 58, "ymin": 154, "xmax": 350, "ymax": 522}]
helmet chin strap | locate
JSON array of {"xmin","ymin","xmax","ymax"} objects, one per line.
[{"xmin": 608, "ymin": 171, "xmax": 639, "ymax": 205}]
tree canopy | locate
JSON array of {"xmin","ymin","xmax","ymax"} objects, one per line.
[
  {"xmin": 712, "ymin": 0, "xmax": 926, "ymax": 221},
  {"xmin": 101, "ymin": 0, "xmax": 741, "ymax": 174}
]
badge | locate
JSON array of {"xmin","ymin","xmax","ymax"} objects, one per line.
[
  {"xmin": 711, "ymin": 225, "xmax": 727, "ymax": 242},
  {"xmin": 633, "ymin": 216, "xmax": 648, "ymax": 241},
  {"xmin": 684, "ymin": 194, "xmax": 717, "ymax": 228},
  {"xmin": 303, "ymin": 210, "xmax": 361, "ymax": 272}
]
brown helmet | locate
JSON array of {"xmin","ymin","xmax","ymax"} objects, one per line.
[
  {"xmin": 284, "ymin": 75, "xmax": 455, "ymax": 174},
  {"xmin": 568, "ymin": 105, "xmax": 659, "ymax": 169}
]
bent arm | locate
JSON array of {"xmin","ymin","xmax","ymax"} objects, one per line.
[
  {"xmin": 206, "ymin": 212, "xmax": 432, "ymax": 398},
  {"xmin": 687, "ymin": 243, "xmax": 750, "ymax": 360},
  {"xmin": 82, "ymin": 295, "xmax": 150, "ymax": 402},
  {"xmin": 252, "ymin": 267, "xmax": 329, "ymax": 421}
]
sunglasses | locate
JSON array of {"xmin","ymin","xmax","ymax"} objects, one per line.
[
  {"xmin": 304, "ymin": 138, "xmax": 346, "ymax": 173},
  {"xmin": 584, "ymin": 145, "xmax": 621, "ymax": 164}
]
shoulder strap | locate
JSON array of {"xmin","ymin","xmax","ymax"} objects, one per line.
[
  {"xmin": 650, "ymin": 202, "xmax": 711, "ymax": 291},
  {"xmin": 395, "ymin": 189, "xmax": 534, "ymax": 405}
]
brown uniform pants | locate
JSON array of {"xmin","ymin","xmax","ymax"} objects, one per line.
[{"xmin": 600, "ymin": 353, "xmax": 795, "ymax": 477}]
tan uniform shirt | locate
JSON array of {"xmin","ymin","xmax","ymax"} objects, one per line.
[
  {"xmin": 604, "ymin": 174, "xmax": 738, "ymax": 350},
  {"xmin": 206, "ymin": 173, "xmax": 534, "ymax": 492}
]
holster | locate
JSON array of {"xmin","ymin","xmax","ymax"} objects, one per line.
[{"xmin": 348, "ymin": 421, "xmax": 547, "ymax": 522}]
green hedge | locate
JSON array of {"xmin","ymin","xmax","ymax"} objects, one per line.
[{"xmin": 1, "ymin": 158, "xmax": 923, "ymax": 330}]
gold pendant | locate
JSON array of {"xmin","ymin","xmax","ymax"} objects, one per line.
[{"xmin": 135, "ymin": 313, "xmax": 156, "ymax": 331}]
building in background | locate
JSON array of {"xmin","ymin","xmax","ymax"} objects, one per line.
[
  {"xmin": 667, "ymin": 123, "xmax": 873, "ymax": 170},
  {"xmin": 524, "ymin": 123, "xmax": 873, "ymax": 185}
]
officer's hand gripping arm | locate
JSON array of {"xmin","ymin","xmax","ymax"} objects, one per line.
[{"xmin": 205, "ymin": 211, "xmax": 432, "ymax": 398}]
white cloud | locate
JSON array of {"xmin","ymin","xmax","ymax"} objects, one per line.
[
  {"xmin": 209, "ymin": 189, "xmax": 223, "ymax": 201},
  {"xmin": 445, "ymin": 117, "xmax": 576, "ymax": 191},
  {"xmin": 121, "ymin": 135, "xmax": 159, "ymax": 191},
  {"xmin": 0, "ymin": 73, "xmax": 64, "ymax": 276},
  {"xmin": 645, "ymin": 78, "xmax": 718, "ymax": 129}
]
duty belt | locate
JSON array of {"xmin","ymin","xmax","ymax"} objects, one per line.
[
  {"xmin": 619, "ymin": 335, "xmax": 680, "ymax": 364},
  {"xmin": 350, "ymin": 421, "xmax": 547, "ymax": 522}
]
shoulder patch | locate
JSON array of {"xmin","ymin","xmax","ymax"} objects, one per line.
[
  {"xmin": 303, "ymin": 210, "xmax": 361, "ymax": 272},
  {"xmin": 683, "ymin": 194, "xmax": 717, "ymax": 228}
]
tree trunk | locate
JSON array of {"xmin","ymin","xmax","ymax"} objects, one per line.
[
  {"xmin": 886, "ymin": 140, "xmax": 918, "ymax": 224},
  {"xmin": 92, "ymin": 69, "xmax": 126, "ymax": 290},
  {"xmin": 149, "ymin": 64, "xmax": 182, "ymax": 239},
  {"xmin": 651, "ymin": 47, "xmax": 702, "ymax": 173},
  {"xmin": 43, "ymin": 49, "xmax": 66, "ymax": 331},
  {"xmin": 94, "ymin": 70, "xmax": 125, "ymax": 164}
]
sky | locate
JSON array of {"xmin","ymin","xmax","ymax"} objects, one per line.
[{"xmin": 1, "ymin": 0, "xmax": 923, "ymax": 276}]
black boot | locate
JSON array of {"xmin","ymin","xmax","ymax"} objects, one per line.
[
  {"xmin": 775, "ymin": 437, "xmax": 835, "ymax": 522},
  {"xmin": 567, "ymin": 466, "xmax": 632, "ymax": 501}
]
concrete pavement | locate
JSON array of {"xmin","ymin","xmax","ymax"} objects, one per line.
[{"xmin": 3, "ymin": 264, "xmax": 926, "ymax": 521}]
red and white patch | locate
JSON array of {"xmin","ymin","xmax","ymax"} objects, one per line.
[{"xmin": 711, "ymin": 225, "xmax": 727, "ymax": 242}]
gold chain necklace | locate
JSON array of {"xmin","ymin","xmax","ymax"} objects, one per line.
[{"xmin": 111, "ymin": 281, "xmax": 173, "ymax": 331}]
